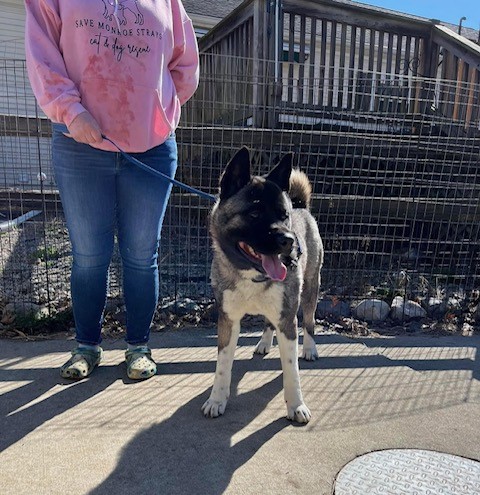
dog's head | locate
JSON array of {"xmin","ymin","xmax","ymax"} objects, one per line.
[{"xmin": 211, "ymin": 147, "xmax": 298, "ymax": 281}]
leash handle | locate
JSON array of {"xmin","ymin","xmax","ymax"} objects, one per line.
[{"xmin": 52, "ymin": 123, "xmax": 217, "ymax": 202}]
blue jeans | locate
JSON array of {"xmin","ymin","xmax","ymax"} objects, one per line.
[{"xmin": 52, "ymin": 130, "xmax": 177, "ymax": 346}]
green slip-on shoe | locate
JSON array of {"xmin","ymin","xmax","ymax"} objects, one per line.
[
  {"xmin": 125, "ymin": 346, "xmax": 157, "ymax": 380},
  {"xmin": 60, "ymin": 347, "xmax": 103, "ymax": 380}
]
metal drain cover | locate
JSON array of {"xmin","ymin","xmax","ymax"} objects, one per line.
[{"xmin": 334, "ymin": 449, "xmax": 480, "ymax": 495}]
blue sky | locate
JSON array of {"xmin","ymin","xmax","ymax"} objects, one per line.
[{"xmin": 361, "ymin": 0, "xmax": 478, "ymax": 29}]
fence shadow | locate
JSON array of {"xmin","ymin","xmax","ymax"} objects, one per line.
[{"xmin": 0, "ymin": 329, "xmax": 479, "ymax": 492}]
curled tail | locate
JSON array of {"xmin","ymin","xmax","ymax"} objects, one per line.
[{"xmin": 289, "ymin": 170, "xmax": 312, "ymax": 210}]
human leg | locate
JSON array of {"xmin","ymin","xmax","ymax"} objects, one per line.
[
  {"xmin": 115, "ymin": 135, "xmax": 178, "ymax": 346},
  {"xmin": 52, "ymin": 131, "xmax": 117, "ymax": 347}
]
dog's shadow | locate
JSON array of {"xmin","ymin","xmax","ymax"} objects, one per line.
[{"xmin": 89, "ymin": 355, "xmax": 289, "ymax": 495}]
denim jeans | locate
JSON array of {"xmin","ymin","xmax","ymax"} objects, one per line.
[{"xmin": 52, "ymin": 130, "xmax": 177, "ymax": 345}]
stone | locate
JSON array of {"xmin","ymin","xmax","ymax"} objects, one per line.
[
  {"xmin": 390, "ymin": 296, "xmax": 427, "ymax": 321},
  {"xmin": 1, "ymin": 302, "xmax": 47, "ymax": 323},
  {"xmin": 427, "ymin": 297, "xmax": 447, "ymax": 318},
  {"xmin": 353, "ymin": 299, "xmax": 390, "ymax": 322},
  {"xmin": 159, "ymin": 298, "xmax": 201, "ymax": 316},
  {"xmin": 316, "ymin": 298, "xmax": 351, "ymax": 318}
]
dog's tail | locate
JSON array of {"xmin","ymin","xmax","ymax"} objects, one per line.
[{"xmin": 289, "ymin": 170, "xmax": 312, "ymax": 209}]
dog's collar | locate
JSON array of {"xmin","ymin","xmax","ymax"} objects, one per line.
[{"xmin": 250, "ymin": 234, "xmax": 303, "ymax": 283}]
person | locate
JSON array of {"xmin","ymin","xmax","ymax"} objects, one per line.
[{"xmin": 24, "ymin": 0, "xmax": 199, "ymax": 380}]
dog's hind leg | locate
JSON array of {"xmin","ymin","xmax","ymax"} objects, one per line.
[
  {"xmin": 202, "ymin": 310, "xmax": 240, "ymax": 418},
  {"xmin": 300, "ymin": 274, "xmax": 320, "ymax": 361},
  {"xmin": 253, "ymin": 320, "xmax": 275, "ymax": 355},
  {"xmin": 277, "ymin": 318, "xmax": 311, "ymax": 423}
]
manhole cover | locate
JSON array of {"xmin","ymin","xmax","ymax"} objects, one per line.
[{"xmin": 334, "ymin": 449, "xmax": 480, "ymax": 495}]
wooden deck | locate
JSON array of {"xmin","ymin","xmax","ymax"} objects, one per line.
[{"xmin": 194, "ymin": 0, "xmax": 480, "ymax": 131}]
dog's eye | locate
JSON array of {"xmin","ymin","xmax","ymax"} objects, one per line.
[{"xmin": 249, "ymin": 210, "xmax": 260, "ymax": 219}]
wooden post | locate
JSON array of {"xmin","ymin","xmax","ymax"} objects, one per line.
[
  {"xmin": 464, "ymin": 66, "xmax": 477, "ymax": 130},
  {"xmin": 452, "ymin": 59, "xmax": 464, "ymax": 121},
  {"xmin": 252, "ymin": 0, "xmax": 266, "ymax": 127},
  {"xmin": 265, "ymin": 0, "xmax": 283, "ymax": 128}
]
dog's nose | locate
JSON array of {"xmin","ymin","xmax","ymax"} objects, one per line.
[{"xmin": 275, "ymin": 232, "xmax": 295, "ymax": 253}]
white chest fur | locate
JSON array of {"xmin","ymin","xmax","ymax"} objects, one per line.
[{"xmin": 222, "ymin": 269, "xmax": 285, "ymax": 325}]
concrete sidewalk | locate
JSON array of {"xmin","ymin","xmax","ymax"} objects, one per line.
[{"xmin": 1, "ymin": 327, "xmax": 479, "ymax": 495}]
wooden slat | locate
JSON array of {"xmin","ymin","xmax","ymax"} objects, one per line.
[
  {"xmin": 470, "ymin": 69, "xmax": 480, "ymax": 128},
  {"xmin": 385, "ymin": 32, "xmax": 394, "ymax": 76},
  {"xmin": 338, "ymin": 23, "xmax": 348, "ymax": 108},
  {"xmin": 465, "ymin": 66, "xmax": 477, "ymax": 128},
  {"xmin": 439, "ymin": 49, "xmax": 455, "ymax": 118},
  {"xmin": 395, "ymin": 34, "xmax": 403, "ymax": 75},
  {"xmin": 318, "ymin": 19, "xmax": 328, "ymax": 106},
  {"xmin": 413, "ymin": 37, "xmax": 426, "ymax": 116},
  {"xmin": 347, "ymin": 25, "xmax": 357, "ymax": 109},
  {"xmin": 308, "ymin": 17, "xmax": 317, "ymax": 105},
  {"xmin": 298, "ymin": 15, "xmax": 307, "ymax": 104},
  {"xmin": 375, "ymin": 31, "xmax": 385, "ymax": 111},
  {"xmin": 403, "ymin": 36, "xmax": 412, "ymax": 76},
  {"xmin": 368, "ymin": 29, "xmax": 376, "ymax": 73},
  {"xmin": 328, "ymin": 21, "xmax": 337, "ymax": 107},
  {"xmin": 453, "ymin": 59, "xmax": 465, "ymax": 121},
  {"xmin": 252, "ymin": 0, "xmax": 266, "ymax": 126},
  {"xmin": 358, "ymin": 27, "xmax": 366, "ymax": 72},
  {"xmin": 356, "ymin": 28, "xmax": 375, "ymax": 111},
  {"xmin": 287, "ymin": 12, "xmax": 295, "ymax": 102}
]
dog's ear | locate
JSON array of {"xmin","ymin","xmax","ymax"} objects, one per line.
[
  {"xmin": 219, "ymin": 147, "xmax": 251, "ymax": 200},
  {"xmin": 266, "ymin": 152, "xmax": 293, "ymax": 192}
]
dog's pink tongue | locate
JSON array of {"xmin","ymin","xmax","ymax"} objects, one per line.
[{"xmin": 261, "ymin": 255, "xmax": 287, "ymax": 281}]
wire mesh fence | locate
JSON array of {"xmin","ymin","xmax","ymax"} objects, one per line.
[{"xmin": 1, "ymin": 54, "xmax": 480, "ymax": 321}]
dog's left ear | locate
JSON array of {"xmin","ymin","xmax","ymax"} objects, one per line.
[
  {"xmin": 219, "ymin": 147, "xmax": 252, "ymax": 200},
  {"xmin": 266, "ymin": 153, "xmax": 293, "ymax": 192}
]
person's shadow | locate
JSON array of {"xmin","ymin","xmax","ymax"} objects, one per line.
[{"xmin": 89, "ymin": 353, "xmax": 290, "ymax": 495}]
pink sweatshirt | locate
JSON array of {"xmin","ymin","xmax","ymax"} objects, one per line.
[{"xmin": 25, "ymin": 0, "xmax": 199, "ymax": 152}]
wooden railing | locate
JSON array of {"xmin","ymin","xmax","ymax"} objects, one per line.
[{"xmin": 196, "ymin": 0, "xmax": 480, "ymax": 132}]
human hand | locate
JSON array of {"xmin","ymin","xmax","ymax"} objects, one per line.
[{"xmin": 66, "ymin": 111, "xmax": 103, "ymax": 144}]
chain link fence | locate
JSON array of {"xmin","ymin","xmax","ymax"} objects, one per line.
[{"xmin": 1, "ymin": 55, "xmax": 480, "ymax": 324}]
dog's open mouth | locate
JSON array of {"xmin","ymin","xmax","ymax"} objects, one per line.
[{"xmin": 238, "ymin": 241, "xmax": 287, "ymax": 281}]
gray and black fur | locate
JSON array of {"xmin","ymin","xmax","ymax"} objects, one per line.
[{"xmin": 202, "ymin": 147, "xmax": 324, "ymax": 423}]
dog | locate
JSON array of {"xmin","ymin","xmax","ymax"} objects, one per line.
[
  {"xmin": 201, "ymin": 147, "xmax": 324, "ymax": 423},
  {"xmin": 102, "ymin": 0, "xmax": 144, "ymax": 26}
]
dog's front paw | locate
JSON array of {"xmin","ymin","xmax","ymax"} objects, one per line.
[
  {"xmin": 201, "ymin": 398, "xmax": 227, "ymax": 418},
  {"xmin": 286, "ymin": 403, "xmax": 311, "ymax": 424},
  {"xmin": 301, "ymin": 345, "xmax": 318, "ymax": 361}
]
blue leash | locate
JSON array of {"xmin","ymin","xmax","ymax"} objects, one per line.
[{"xmin": 52, "ymin": 123, "xmax": 217, "ymax": 202}]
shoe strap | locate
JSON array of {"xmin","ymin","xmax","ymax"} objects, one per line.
[
  {"xmin": 125, "ymin": 346, "xmax": 151, "ymax": 358},
  {"xmin": 72, "ymin": 348, "xmax": 102, "ymax": 358}
]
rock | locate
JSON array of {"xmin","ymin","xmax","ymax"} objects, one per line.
[
  {"xmin": 427, "ymin": 297, "xmax": 447, "ymax": 318},
  {"xmin": 159, "ymin": 298, "xmax": 201, "ymax": 316},
  {"xmin": 316, "ymin": 298, "xmax": 351, "ymax": 318},
  {"xmin": 447, "ymin": 295, "xmax": 463, "ymax": 312},
  {"xmin": 390, "ymin": 296, "xmax": 427, "ymax": 321},
  {"xmin": 462, "ymin": 322, "xmax": 474, "ymax": 336},
  {"xmin": 1, "ymin": 302, "xmax": 47, "ymax": 324},
  {"xmin": 353, "ymin": 299, "xmax": 390, "ymax": 322}
]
